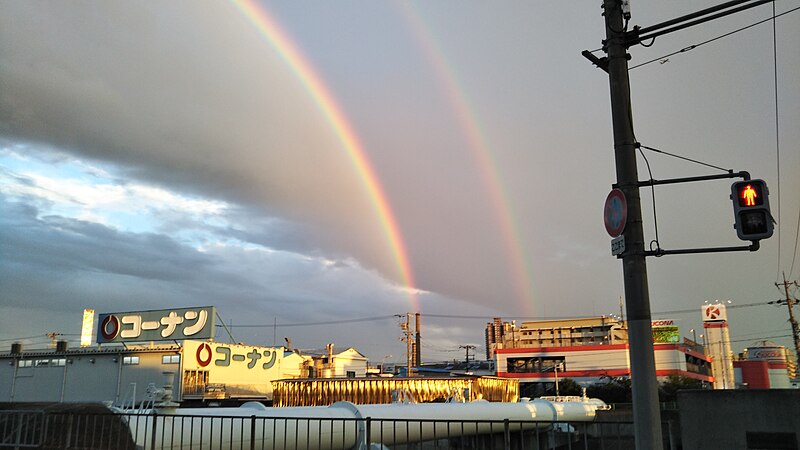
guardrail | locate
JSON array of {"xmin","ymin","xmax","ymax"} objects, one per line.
[{"xmin": 0, "ymin": 409, "xmax": 676, "ymax": 450}]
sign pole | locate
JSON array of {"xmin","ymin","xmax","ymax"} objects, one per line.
[{"xmin": 602, "ymin": 1, "xmax": 664, "ymax": 448}]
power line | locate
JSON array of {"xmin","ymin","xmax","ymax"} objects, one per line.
[
  {"xmin": 629, "ymin": 5, "xmax": 800, "ymax": 70},
  {"xmin": 0, "ymin": 335, "xmax": 53, "ymax": 343},
  {"xmin": 791, "ymin": 207, "xmax": 800, "ymax": 278},
  {"xmin": 1, "ymin": 302, "xmax": 789, "ymax": 345},
  {"xmin": 214, "ymin": 301, "xmax": 785, "ymax": 330},
  {"xmin": 218, "ymin": 315, "xmax": 398, "ymax": 328},
  {"xmin": 730, "ymin": 333, "xmax": 793, "ymax": 345},
  {"xmin": 772, "ymin": 1, "xmax": 782, "ymax": 282}
]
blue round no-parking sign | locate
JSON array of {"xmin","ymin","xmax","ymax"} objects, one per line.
[{"xmin": 604, "ymin": 189, "xmax": 627, "ymax": 237}]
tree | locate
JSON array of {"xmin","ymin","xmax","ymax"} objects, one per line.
[
  {"xmin": 544, "ymin": 378, "xmax": 583, "ymax": 397},
  {"xmin": 585, "ymin": 376, "xmax": 632, "ymax": 404},
  {"xmin": 658, "ymin": 375, "xmax": 706, "ymax": 402}
]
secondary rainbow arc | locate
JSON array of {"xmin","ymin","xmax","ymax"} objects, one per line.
[{"xmin": 400, "ymin": 4, "xmax": 537, "ymax": 315}]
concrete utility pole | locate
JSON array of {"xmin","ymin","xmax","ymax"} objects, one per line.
[
  {"xmin": 400, "ymin": 313, "xmax": 415, "ymax": 377},
  {"xmin": 415, "ymin": 312, "xmax": 422, "ymax": 367},
  {"xmin": 601, "ymin": 1, "xmax": 663, "ymax": 447},
  {"xmin": 459, "ymin": 344, "xmax": 476, "ymax": 369},
  {"xmin": 776, "ymin": 273, "xmax": 800, "ymax": 362}
]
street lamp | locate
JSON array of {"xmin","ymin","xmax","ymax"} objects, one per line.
[{"xmin": 554, "ymin": 362, "xmax": 565, "ymax": 397}]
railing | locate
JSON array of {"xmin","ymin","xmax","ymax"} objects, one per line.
[{"xmin": 0, "ymin": 409, "xmax": 676, "ymax": 450}]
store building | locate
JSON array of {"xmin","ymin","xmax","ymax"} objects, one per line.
[
  {"xmin": 0, "ymin": 306, "xmax": 366, "ymax": 406},
  {"xmin": 300, "ymin": 344, "xmax": 368, "ymax": 378},
  {"xmin": 488, "ymin": 316, "xmax": 711, "ymax": 386},
  {"xmin": 0, "ymin": 339, "xmax": 308, "ymax": 406},
  {"xmin": 494, "ymin": 342, "xmax": 711, "ymax": 384},
  {"xmin": 485, "ymin": 316, "xmax": 628, "ymax": 359},
  {"xmin": 734, "ymin": 341, "xmax": 796, "ymax": 389}
]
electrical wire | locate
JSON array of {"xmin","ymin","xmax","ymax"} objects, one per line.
[
  {"xmin": 625, "ymin": 3, "xmax": 800, "ymax": 280},
  {"xmin": 421, "ymin": 342, "xmax": 464, "ymax": 353},
  {"xmin": 790, "ymin": 212, "xmax": 800, "ymax": 278},
  {"xmin": 0, "ymin": 335, "xmax": 52, "ymax": 343},
  {"xmin": 636, "ymin": 145, "xmax": 661, "ymax": 253},
  {"xmin": 772, "ymin": 1, "xmax": 782, "ymax": 282},
  {"xmin": 729, "ymin": 333, "xmax": 793, "ymax": 344},
  {"xmin": 3, "ymin": 302, "xmax": 783, "ymax": 345},
  {"xmin": 218, "ymin": 315, "xmax": 398, "ymax": 328},
  {"xmin": 634, "ymin": 142, "xmax": 735, "ymax": 256},
  {"xmin": 638, "ymin": 145, "xmax": 731, "ymax": 173},
  {"xmin": 629, "ymin": 5, "xmax": 800, "ymax": 70},
  {"xmin": 425, "ymin": 300, "xmax": 780, "ymax": 321}
]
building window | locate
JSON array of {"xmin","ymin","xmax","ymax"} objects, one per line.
[
  {"xmin": 508, "ymin": 357, "xmax": 538, "ymax": 373},
  {"xmin": 35, "ymin": 359, "xmax": 49, "ymax": 367},
  {"xmin": 18, "ymin": 360, "xmax": 33, "ymax": 368},
  {"xmin": 347, "ymin": 371, "xmax": 356, "ymax": 378},
  {"xmin": 162, "ymin": 355, "xmax": 180, "ymax": 364},
  {"xmin": 52, "ymin": 358, "xmax": 66, "ymax": 366},
  {"xmin": 123, "ymin": 356, "xmax": 140, "ymax": 365}
]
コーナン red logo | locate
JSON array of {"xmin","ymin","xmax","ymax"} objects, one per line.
[
  {"xmin": 100, "ymin": 315, "xmax": 120, "ymax": 340},
  {"xmin": 196, "ymin": 343, "xmax": 212, "ymax": 367}
]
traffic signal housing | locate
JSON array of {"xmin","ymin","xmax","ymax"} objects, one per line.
[{"xmin": 730, "ymin": 179, "xmax": 773, "ymax": 241}]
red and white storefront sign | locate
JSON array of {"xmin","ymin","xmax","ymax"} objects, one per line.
[{"xmin": 494, "ymin": 343, "xmax": 712, "ymax": 383}]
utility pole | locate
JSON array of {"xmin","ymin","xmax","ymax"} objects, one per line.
[
  {"xmin": 776, "ymin": 273, "xmax": 800, "ymax": 362},
  {"xmin": 459, "ymin": 344, "xmax": 476, "ymax": 370},
  {"xmin": 400, "ymin": 314, "xmax": 414, "ymax": 377},
  {"xmin": 586, "ymin": 3, "xmax": 776, "ymax": 444},
  {"xmin": 600, "ymin": 1, "xmax": 663, "ymax": 447},
  {"xmin": 415, "ymin": 312, "xmax": 422, "ymax": 368}
]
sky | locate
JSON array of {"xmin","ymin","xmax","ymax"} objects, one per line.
[{"xmin": 1, "ymin": 1, "xmax": 799, "ymax": 364}]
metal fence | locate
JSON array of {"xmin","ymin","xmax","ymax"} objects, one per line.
[{"xmin": 0, "ymin": 409, "xmax": 676, "ymax": 450}]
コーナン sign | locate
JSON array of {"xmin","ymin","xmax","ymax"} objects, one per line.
[{"xmin": 97, "ymin": 306, "xmax": 216, "ymax": 343}]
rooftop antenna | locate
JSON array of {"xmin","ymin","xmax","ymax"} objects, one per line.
[{"xmin": 215, "ymin": 312, "xmax": 236, "ymax": 343}]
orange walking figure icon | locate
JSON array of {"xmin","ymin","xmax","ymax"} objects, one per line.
[{"xmin": 741, "ymin": 184, "xmax": 757, "ymax": 206}]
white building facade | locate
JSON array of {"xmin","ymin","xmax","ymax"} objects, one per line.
[{"xmin": 494, "ymin": 343, "xmax": 711, "ymax": 384}]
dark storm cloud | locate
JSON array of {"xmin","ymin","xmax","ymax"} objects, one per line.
[
  {"xmin": 0, "ymin": 1, "xmax": 385, "ymax": 269},
  {"xmin": 0, "ymin": 195, "xmax": 212, "ymax": 296},
  {"xmin": 0, "ymin": 0, "xmax": 798, "ymax": 358}
]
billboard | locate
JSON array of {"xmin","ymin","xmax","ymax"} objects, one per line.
[
  {"xmin": 97, "ymin": 306, "xmax": 215, "ymax": 343},
  {"xmin": 80, "ymin": 309, "xmax": 94, "ymax": 347},
  {"xmin": 745, "ymin": 346, "xmax": 787, "ymax": 363},
  {"xmin": 702, "ymin": 303, "xmax": 727, "ymax": 322},
  {"xmin": 651, "ymin": 319, "xmax": 680, "ymax": 344}
]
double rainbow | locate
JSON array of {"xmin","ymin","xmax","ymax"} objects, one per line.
[{"xmin": 231, "ymin": 0, "xmax": 418, "ymax": 309}]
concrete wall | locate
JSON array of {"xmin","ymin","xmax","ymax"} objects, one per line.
[{"xmin": 678, "ymin": 389, "xmax": 800, "ymax": 450}]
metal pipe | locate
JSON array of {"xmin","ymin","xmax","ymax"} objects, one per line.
[{"xmin": 121, "ymin": 398, "xmax": 605, "ymax": 450}]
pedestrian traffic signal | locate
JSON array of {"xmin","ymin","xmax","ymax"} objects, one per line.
[{"xmin": 730, "ymin": 179, "xmax": 773, "ymax": 241}]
